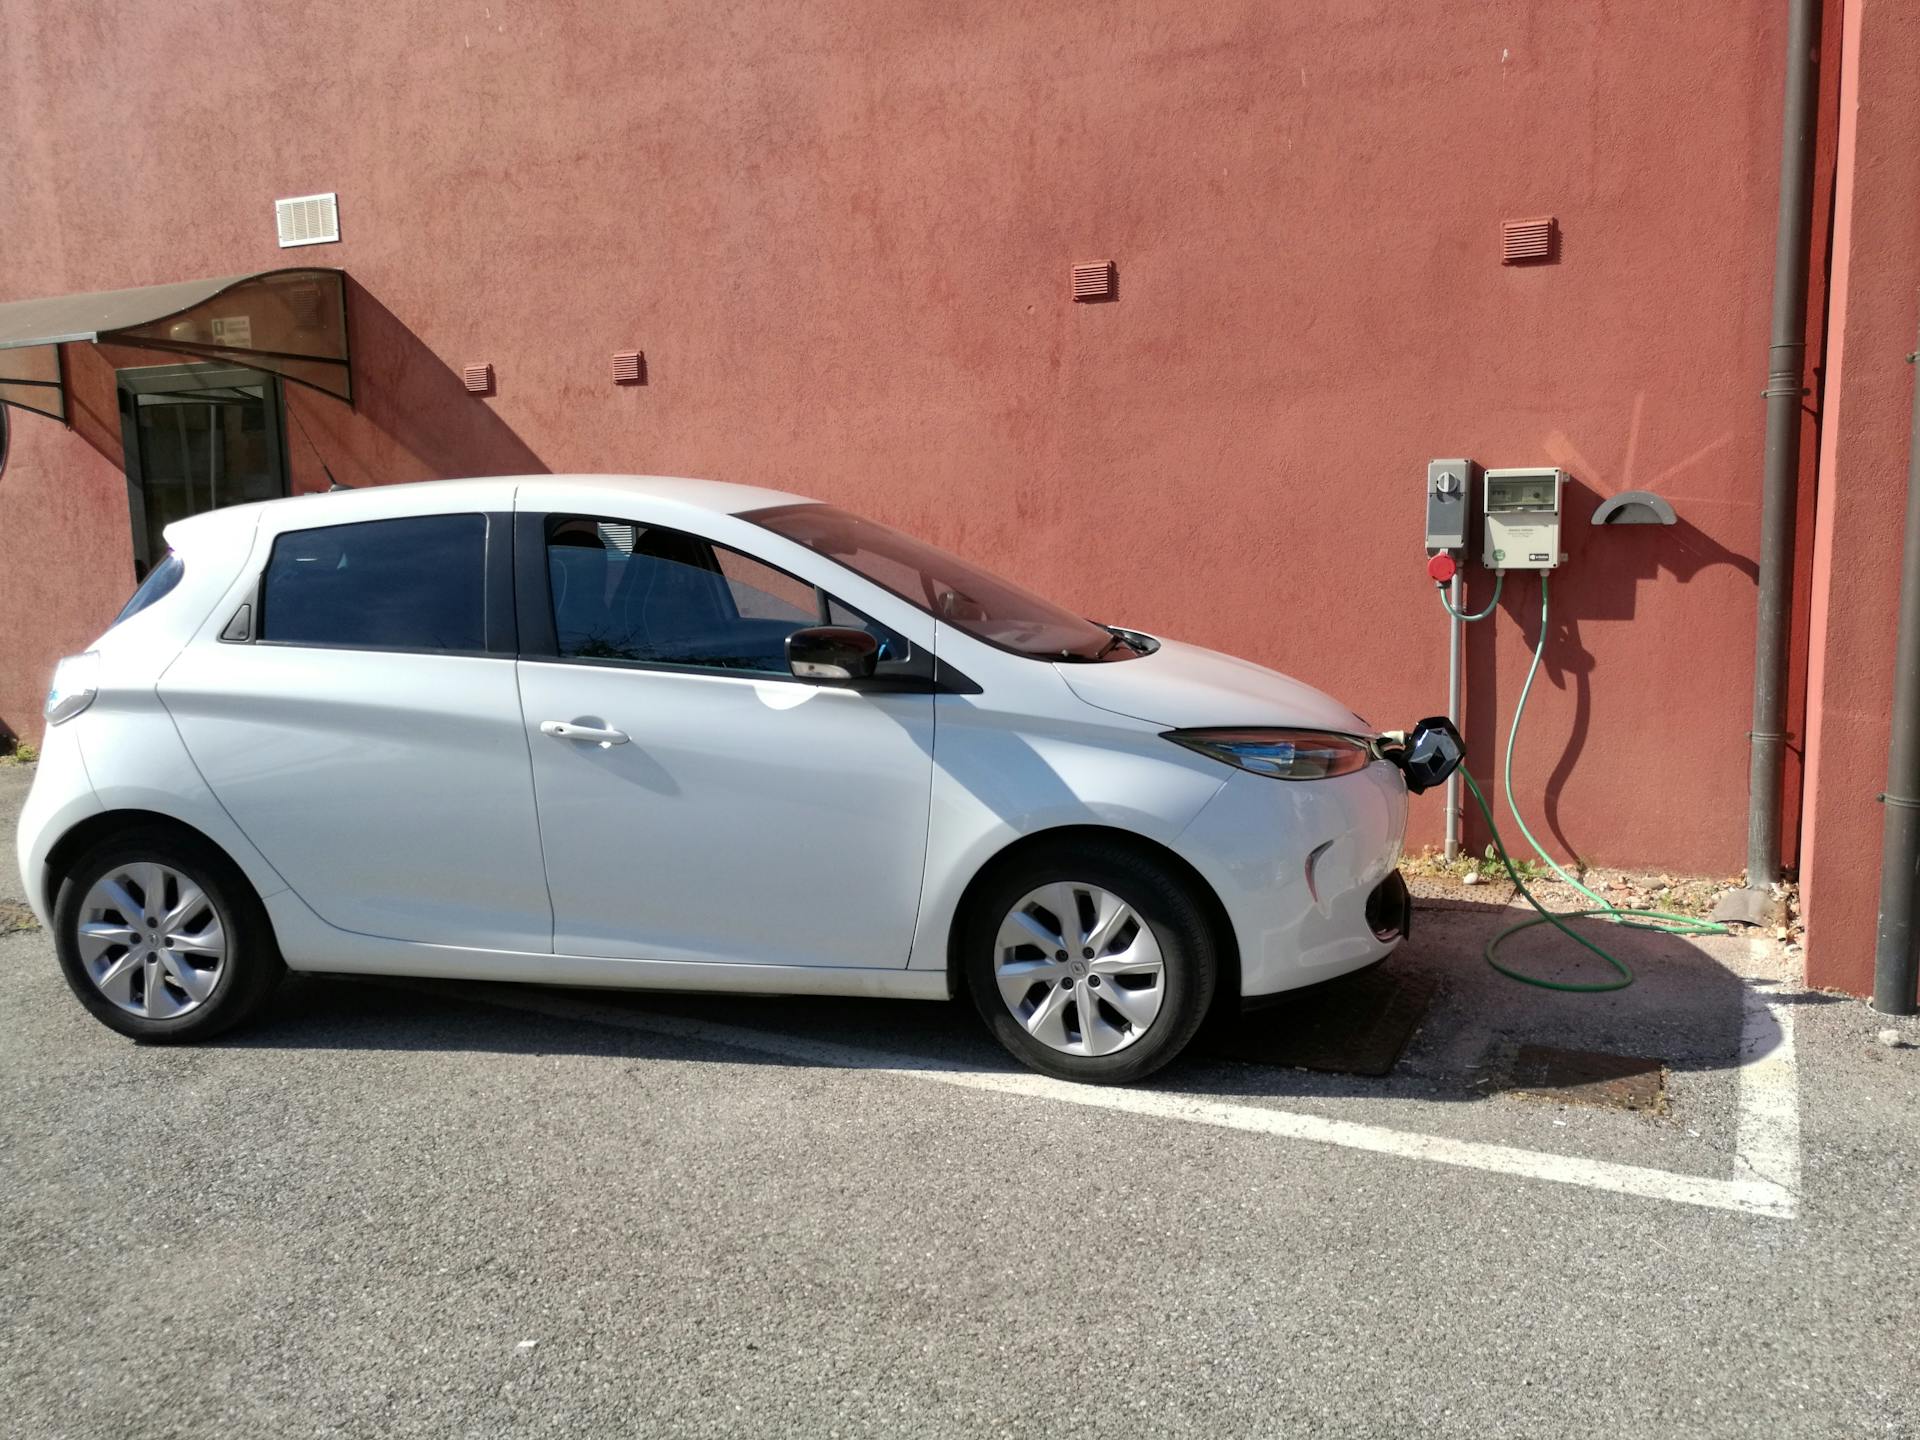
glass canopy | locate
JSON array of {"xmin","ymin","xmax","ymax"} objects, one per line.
[{"xmin": 0, "ymin": 268, "xmax": 351, "ymax": 425}]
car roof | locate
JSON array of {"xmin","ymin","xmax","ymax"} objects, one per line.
[{"xmin": 162, "ymin": 474, "xmax": 817, "ymax": 549}]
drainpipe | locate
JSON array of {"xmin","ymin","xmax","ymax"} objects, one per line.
[
  {"xmin": 1739, "ymin": 0, "xmax": 1823, "ymax": 903},
  {"xmin": 1445, "ymin": 572, "xmax": 1464, "ymax": 861},
  {"xmin": 1872, "ymin": 316, "xmax": 1920, "ymax": 1016}
]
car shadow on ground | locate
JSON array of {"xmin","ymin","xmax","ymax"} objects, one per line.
[{"xmin": 210, "ymin": 897, "xmax": 1829, "ymax": 1107}]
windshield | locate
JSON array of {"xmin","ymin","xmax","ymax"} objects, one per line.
[{"xmin": 745, "ymin": 503, "xmax": 1138, "ymax": 662}]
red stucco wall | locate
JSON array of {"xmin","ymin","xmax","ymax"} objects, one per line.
[
  {"xmin": 0, "ymin": 352, "xmax": 136, "ymax": 749},
  {"xmin": 0, "ymin": 1, "xmax": 1837, "ymax": 875},
  {"xmin": 1798, "ymin": 0, "xmax": 1920, "ymax": 995}
]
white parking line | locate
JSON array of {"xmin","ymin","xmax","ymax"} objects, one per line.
[
  {"xmin": 404, "ymin": 969, "xmax": 1800, "ymax": 1222},
  {"xmin": 1732, "ymin": 964, "xmax": 1801, "ymax": 1214}
]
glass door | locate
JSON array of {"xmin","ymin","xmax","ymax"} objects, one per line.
[{"xmin": 117, "ymin": 364, "xmax": 288, "ymax": 575}]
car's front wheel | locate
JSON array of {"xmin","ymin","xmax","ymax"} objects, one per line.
[
  {"xmin": 52, "ymin": 826, "xmax": 284, "ymax": 1042},
  {"xmin": 963, "ymin": 840, "xmax": 1218, "ymax": 1084}
]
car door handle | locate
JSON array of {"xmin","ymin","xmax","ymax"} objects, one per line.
[{"xmin": 539, "ymin": 720, "xmax": 630, "ymax": 747}]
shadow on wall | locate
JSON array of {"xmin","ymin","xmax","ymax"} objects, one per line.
[
  {"xmin": 1458, "ymin": 473, "xmax": 1759, "ymax": 867},
  {"xmin": 282, "ymin": 279, "xmax": 549, "ymax": 491}
]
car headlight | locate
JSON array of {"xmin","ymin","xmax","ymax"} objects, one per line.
[
  {"xmin": 44, "ymin": 652, "xmax": 100, "ymax": 726},
  {"xmin": 1164, "ymin": 728, "xmax": 1374, "ymax": 780}
]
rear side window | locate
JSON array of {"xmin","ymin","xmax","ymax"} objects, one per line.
[
  {"xmin": 113, "ymin": 552, "xmax": 185, "ymax": 626},
  {"xmin": 260, "ymin": 514, "xmax": 486, "ymax": 652}
]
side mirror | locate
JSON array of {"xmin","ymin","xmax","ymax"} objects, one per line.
[
  {"xmin": 1398, "ymin": 715, "xmax": 1465, "ymax": 794},
  {"xmin": 786, "ymin": 626, "xmax": 880, "ymax": 683}
]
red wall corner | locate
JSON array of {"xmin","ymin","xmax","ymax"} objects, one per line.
[{"xmin": 1798, "ymin": 0, "xmax": 1920, "ymax": 994}]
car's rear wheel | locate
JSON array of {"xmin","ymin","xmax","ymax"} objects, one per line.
[
  {"xmin": 52, "ymin": 827, "xmax": 284, "ymax": 1042},
  {"xmin": 963, "ymin": 840, "xmax": 1217, "ymax": 1084}
]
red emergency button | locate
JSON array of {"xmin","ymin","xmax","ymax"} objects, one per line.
[{"xmin": 1427, "ymin": 553, "xmax": 1458, "ymax": 584}]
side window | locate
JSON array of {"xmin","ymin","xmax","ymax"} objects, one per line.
[
  {"xmin": 544, "ymin": 516, "xmax": 907, "ymax": 675},
  {"xmin": 260, "ymin": 514, "xmax": 487, "ymax": 652},
  {"xmin": 716, "ymin": 547, "xmax": 818, "ymax": 624}
]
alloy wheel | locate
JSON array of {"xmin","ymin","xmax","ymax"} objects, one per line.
[
  {"xmin": 74, "ymin": 862, "xmax": 226, "ymax": 1020},
  {"xmin": 993, "ymin": 881, "xmax": 1166, "ymax": 1057}
]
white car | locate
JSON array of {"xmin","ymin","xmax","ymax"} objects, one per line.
[{"xmin": 18, "ymin": 476, "xmax": 1460, "ymax": 1083}]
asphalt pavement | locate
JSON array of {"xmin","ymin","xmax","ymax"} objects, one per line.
[{"xmin": 2, "ymin": 763, "xmax": 1917, "ymax": 1438}]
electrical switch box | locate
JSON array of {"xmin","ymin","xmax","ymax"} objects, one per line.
[
  {"xmin": 1425, "ymin": 459, "xmax": 1479, "ymax": 553},
  {"xmin": 1482, "ymin": 467, "xmax": 1564, "ymax": 571}
]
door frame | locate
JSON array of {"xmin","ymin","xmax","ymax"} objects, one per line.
[{"xmin": 116, "ymin": 362, "xmax": 289, "ymax": 577}]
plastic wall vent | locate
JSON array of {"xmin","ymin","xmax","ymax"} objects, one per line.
[
  {"xmin": 275, "ymin": 192, "xmax": 340, "ymax": 248},
  {"xmin": 462, "ymin": 363, "xmax": 493, "ymax": 395},
  {"xmin": 1071, "ymin": 261, "xmax": 1116, "ymax": 301},
  {"xmin": 1592, "ymin": 491, "xmax": 1678, "ymax": 525},
  {"xmin": 1501, "ymin": 217, "xmax": 1556, "ymax": 264},
  {"xmin": 612, "ymin": 350, "xmax": 645, "ymax": 385}
]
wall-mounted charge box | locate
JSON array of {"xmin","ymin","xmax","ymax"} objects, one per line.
[
  {"xmin": 1426, "ymin": 459, "xmax": 1480, "ymax": 553},
  {"xmin": 1482, "ymin": 467, "xmax": 1564, "ymax": 571}
]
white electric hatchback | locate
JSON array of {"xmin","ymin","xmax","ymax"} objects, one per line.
[{"xmin": 19, "ymin": 476, "xmax": 1460, "ymax": 1083}]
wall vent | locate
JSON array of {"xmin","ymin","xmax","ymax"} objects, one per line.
[
  {"xmin": 1501, "ymin": 217, "xmax": 1556, "ymax": 264},
  {"xmin": 612, "ymin": 350, "xmax": 645, "ymax": 384},
  {"xmin": 276, "ymin": 192, "xmax": 340, "ymax": 248},
  {"xmin": 462, "ymin": 363, "xmax": 493, "ymax": 395},
  {"xmin": 1071, "ymin": 261, "xmax": 1116, "ymax": 301}
]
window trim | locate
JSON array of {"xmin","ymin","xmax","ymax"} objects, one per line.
[
  {"xmin": 513, "ymin": 511, "xmax": 968, "ymax": 692},
  {"xmin": 248, "ymin": 510, "xmax": 516, "ymax": 659}
]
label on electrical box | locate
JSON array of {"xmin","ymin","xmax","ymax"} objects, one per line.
[{"xmin": 1485, "ymin": 520, "xmax": 1561, "ymax": 570}]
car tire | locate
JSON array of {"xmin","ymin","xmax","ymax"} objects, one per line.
[
  {"xmin": 52, "ymin": 826, "xmax": 285, "ymax": 1043},
  {"xmin": 963, "ymin": 839, "xmax": 1218, "ymax": 1085}
]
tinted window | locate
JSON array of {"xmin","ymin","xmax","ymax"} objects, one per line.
[
  {"xmin": 262, "ymin": 514, "xmax": 486, "ymax": 652},
  {"xmin": 113, "ymin": 552, "xmax": 185, "ymax": 626},
  {"xmin": 546, "ymin": 517, "xmax": 904, "ymax": 674}
]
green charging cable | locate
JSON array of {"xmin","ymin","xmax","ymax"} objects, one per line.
[
  {"xmin": 1445, "ymin": 571, "xmax": 1727, "ymax": 991},
  {"xmin": 1438, "ymin": 568, "xmax": 1504, "ymax": 622}
]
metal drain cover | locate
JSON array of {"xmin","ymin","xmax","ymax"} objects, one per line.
[{"xmin": 1501, "ymin": 1044, "xmax": 1667, "ymax": 1112}]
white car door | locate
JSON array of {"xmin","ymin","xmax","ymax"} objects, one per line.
[
  {"xmin": 163, "ymin": 506, "xmax": 554, "ymax": 951},
  {"xmin": 514, "ymin": 505, "xmax": 936, "ymax": 968}
]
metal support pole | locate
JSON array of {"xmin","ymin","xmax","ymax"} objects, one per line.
[
  {"xmin": 1445, "ymin": 572, "xmax": 1464, "ymax": 861},
  {"xmin": 1742, "ymin": 0, "xmax": 1822, "ymax": 892},
  {"xmin": 1872, "ymin": 319, "xmax": 1920, "ymax": 1016}
]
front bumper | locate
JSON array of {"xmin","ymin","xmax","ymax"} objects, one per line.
[{"xmin": 1173, "ymin": 759, "xmax": 1410, "ymax": 1000}]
